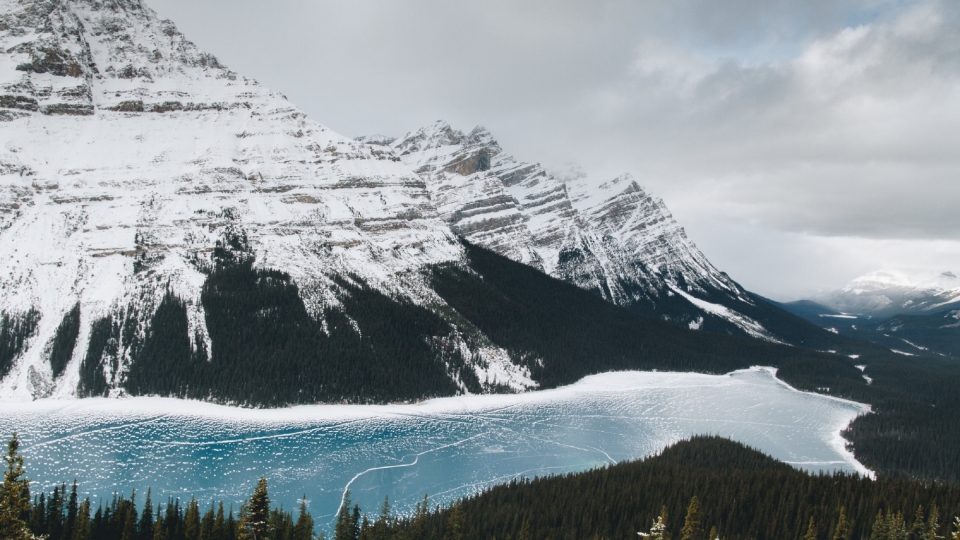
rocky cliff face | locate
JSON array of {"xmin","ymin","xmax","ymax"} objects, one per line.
[{"xmin": 390, "ymin": 122, "xmax": 780, "ymax": 341}]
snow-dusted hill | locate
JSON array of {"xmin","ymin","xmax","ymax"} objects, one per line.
[{"xmin": 388, "ymin": 122, "xmax": 782, "ymax": 341}]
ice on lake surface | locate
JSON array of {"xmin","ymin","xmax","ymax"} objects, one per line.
[{"xmin": 0, "ymin": 368, "xmax": 869, "ymax": 529}]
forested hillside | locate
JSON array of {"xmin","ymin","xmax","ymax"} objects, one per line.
[{"xmin": 393, "ymin": 436, "xmax": 960, "ymax": 540}]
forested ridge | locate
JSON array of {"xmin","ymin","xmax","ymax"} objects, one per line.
[
  {"xmin": 391, "ymin": 436, "xmax": 960, "ymax": 540},
  {"xmin": 4, "ymin": 435, "xmax": 960, "ymax": 540}
]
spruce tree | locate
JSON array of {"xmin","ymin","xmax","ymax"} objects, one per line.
[
  {"xmin": 139, "ymin": 490, "xmax": 154, "ymax": 540},
  {"xmin": 65, "ymin": 481, "xmax": 79, "ymax": 540},
  {"xmin": 925, "ymin": 506, "xmax": 940, "ymax": 540},
  {"xmin": 872, "ymin": 511, "xmax": 887, "ymax": 540},
  {"xmin": 834, "ymin": 507, "xmax": 850, "ymax": 540},
  {"xmin": 334, "ymin": 491, "xmax": 356, "ymax": 540},
  {"xmin": 646, "ymin": 506, "xmax": 670, "ymax": 540},
  {"xmin": 121, "ymin": 501, "xmax": 139, "ymax": 540},
  {"xmin": 951, "ymin": 517, "xmax": 959, "ymax": 540},
  {"xmin": 0, "ymin": 433, "xmax": 33, "ymax": 540},
  {"xmin": 213, "ymin": 503, "xmax": 227, "ymax": 540},
  {"xmin": 72, "ymin": 499, "xmax": 91, "ymax": 540},
  {"xmin": 680, "ymin": 497, "xmax": 703, "ymax": 540},
  {"xmin": 806, "ymin": 516, "xmax": 819, "ymax": 540},
  {"xmin": 442, "ymin": 501, "xmax": 465, "ymax": 540},
  {"xmin": 29, "ymin": 493, "xmax": 45, "ymax": 537},
  {"xmin": 153, "ymin": 513, "xmax": 168, "ymax": 540},
  {"xmin": 517, "ymin": 520, "xmax": 532, "ymax": 540},
  {"xmin": 707, "ymin": 526, "xmax": 718, "ymax": 540},
  {"xmin": 293, "ymin": 497, "xmax": 314, "ymax": 540},
  {"xmin": 184, "ymin": 497, "xmax": 201, "ymax": 540},
  {"xmin": 240, "ymin": 478, "xmax": 271, "ymax": 540},
  {"xmin": 911, "ymin": 507, "xmax": 929, "ymax": 540}
]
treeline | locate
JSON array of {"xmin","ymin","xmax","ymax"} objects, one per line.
[
  {"xmin": 5, "ymin": 433, "xmax": 960, "ymax": 540},
  {"xmin": 385, "ymin": 436, "xmax": 960, "ymax": 540}
]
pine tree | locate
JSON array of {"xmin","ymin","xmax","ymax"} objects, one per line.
[
  {"xmin": 644, "ymin": 507, "xmax": 670, "ymax": 540},
  {"xmin": 65, "ymin": 481, "xmax": 79, "ymax": 540},
  {"xmin": 240, "ymin": 478, "xmax": 271, "ymax": 540},
  {"xmin": 680, "ymin": 497, "xmax": 703, "ymax": 540},
  {"xmin": 925, "ymin": 506, "xmax": 941, "ymax": 540},
  {"xmin": 406, "ymin": 495, "xmax": 428, "ymax": 540},
  {"xmin": 29, "ymin": 493, "xmax": 45, "ymax": 537},
  {"xmin": 872, "ymin": 511, "xmax": 887, "ymax": 540},
  {"xmin": 803, "ymin": 517, "xmax": 819, "ymax": 540},
  {"xmin": 72, "ymin": 499, "xmax": 91, "ymax": 540},
  {"xmin": 121, "ymin": 500, "xmax": 139, "ymax": 540},
  {"xmin": 911, "ymin": 507, "xmax": 929, "ymax": 540},
  {"xmin": 517, "ymin": 520, "xmax": 532, "ymax": 540},
  {"xmin": 184, "ymin": 497, "xmax": 201, "ymax": 540},
  {"xmin": 293, "ymin": 497, "xmax": 314, "ymax": 540},
  {"xmin": 834, "ymin": 507, "xmax": 850, "ymax": 540},
  {"xmin": 0, "ymin": 433, "xmax": 33, "ymax": 540},
  {"xmin": 707, "ymin": 526, "xmax": 718, "ymax": 540},
  {"xmin": 139, "ymin": 490, "xmax": 154, "ymax": 540},
  {"xmin": 334, "ymin": 491, "xmax": 356, "ymax": 540},
  {"xmin": 153, "ymin": 513, "xmax": 168, "ymax": 540},
  {"xmin": 213, "ymin": 503, "xmax": 228, "ymax": 540},
  {"xmin": 443, "ymin": 501, "xmax": 465, "ymax": 540},
  {"xmin": 950, "ymin": 517, "xmax": 960, "ymax": 540}
]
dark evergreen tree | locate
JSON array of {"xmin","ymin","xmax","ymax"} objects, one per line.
[
  {"xmin": 73, "ymin": 499, "xmax": 92, "ymax": 540},
  {"xmin": 333, "ymin": 491, "xmax": 358, "ymax": 540},
  {"xmin": 240, "ymin": 478, "xmax": 270, "ymax": 540},
  {"xmin": 680, "ymin": 497, "xmax": 702, "ymax": 540},
  {"xmin": 834, "ymin": 507, "xmax": 849, "ymax": 540},
  {"xmin": 66, "ymin": 481, "xmax": 79, "ymax": 540},
  {"xmin": 805, "ymin": 517, "xmax": 819, "ymax": 540},
  {"xmin": 183, "ymin": 497, "xmax": 200, "ymax": 540},
  {"xmin": 293, "ymin": 498, "xmax": 314, "ymax": 540},
  {"xmin": 442, "ymin": 501, "xmax": 465, "ymax": 540},
  {"xmin": 0, "ymin": 433, "xmax": 33, "ymax": 540},
  {"xmin": 139, "ymin": 490, "xmax": 154, "ymax": 540}
]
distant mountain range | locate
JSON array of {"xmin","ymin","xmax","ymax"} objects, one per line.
[
  {"xmin": 0, "ymin": 0, "xmax": 882, "ymax": 404},
  {"xmin": 777, "ymin": 270, "xmax": 960, "ymax": 357}
]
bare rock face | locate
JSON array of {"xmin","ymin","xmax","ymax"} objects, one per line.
[
  {"xmin": 0, "ymin": 0, "xmax": 536, "ymax": 400},
  {"xmin": 392, "ymin": 121, "xmax": 779, "ymax": 341}
]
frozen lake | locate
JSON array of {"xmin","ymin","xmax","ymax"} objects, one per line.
[{"xmin": 0, "ymin": 367, "xmax": 869, "ymax": 530}]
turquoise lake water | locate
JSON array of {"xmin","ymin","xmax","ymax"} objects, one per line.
[{"xmin": 0, "ymin": 368, "xmax": 869, "ymax": 531}]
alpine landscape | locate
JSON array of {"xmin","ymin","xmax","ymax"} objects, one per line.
[{"xmin": 0, "ymin": 1, "xmax": 958, "ymax": 540}]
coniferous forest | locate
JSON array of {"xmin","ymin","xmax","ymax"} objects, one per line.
[{"xmin": 4, "ymin": 434, "xmax": 960, "ymax": 540}]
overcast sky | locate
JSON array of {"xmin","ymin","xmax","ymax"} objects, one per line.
[{"xmin": 148, "ymin": 0, "xmax": 960, "ymax": 301}]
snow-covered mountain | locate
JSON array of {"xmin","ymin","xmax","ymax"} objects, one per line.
[
  {"xmin": 0, "ymin": 0, "xmax": 541, "ymax": 400},
  {"xmin": 818, "ymin": 269, "xmax": 960, "ymax": 317},
  {"xmin": 0, "ymin": 0, "xmax": 852, "ymax": 404},
  {"xmin": 387, "ymin": 122, "xmax": 782, "ymax": 341}
]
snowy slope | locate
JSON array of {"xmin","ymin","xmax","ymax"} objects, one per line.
[
  {"xmin": 0, "ymin": 0, "xmax": 537, "ymax": 400},
  {"xmin": 390, "ymin": 122, "xmax": 780, "ymax": 341}
]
